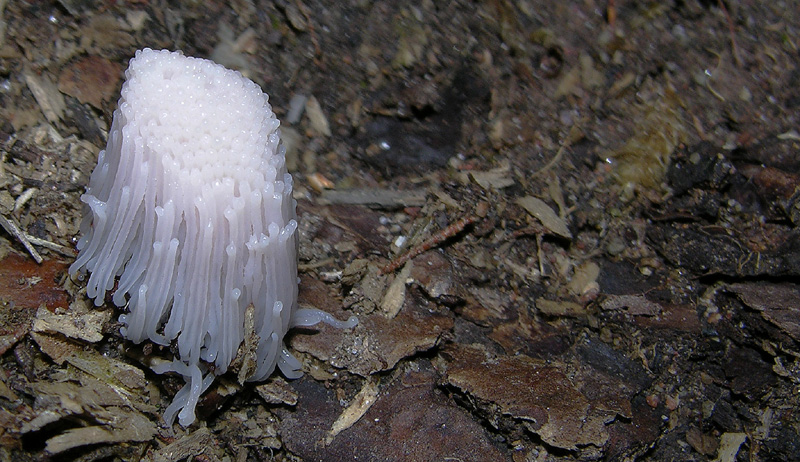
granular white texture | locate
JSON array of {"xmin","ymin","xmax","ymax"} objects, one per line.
[{"xmin": 70, "ymin": 49, "xmax": 355, "ymax": 427}]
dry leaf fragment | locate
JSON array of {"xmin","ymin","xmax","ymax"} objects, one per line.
[
  {"xmin": 152, "ymin": 427, "xmax": 218, "ymax": 462},
  {"xmin": 600, "ymin": 294, "xmax": 662, "ymax": 316},
  {"xmin": 32, "ymin": 303, "xmax": 110, "ymax": 343},
  {"xmin": 536, "ymin": 298, "xmax": 586, "ymax": 317},
  {"xmin": 324, "ymin": 379, "xmax": 379, "ymax": 445},
  {"xmin": 465, "ymin": 161, "xmax": 516, "ymax": 190},
  {"xmin": 256, "ymin": 377, "xmax": 299, "ymax": 405},
  {"xmin": 31, "ymin": 331, "xmax": 82, "ymax": 364},
  {"xmin": 440, "ymin": 343, "xmax": 607, "ymax": 450},
  {"xmin": 233, "ymin": 303, "xmax": 259, "ymax": 385},
  {"xmin": 381, "ymin": 262, "xmax": 411, "ymax": 318},
  {"xmin": 45, "ymin": 412, "xmax": 156, "ymax": 454},
  {"xmin": 567, "ymin": 261, "xmax": 600, "ymax": 297},
  {"xmin": 24, "ymin": 71, "xmax": 66, "ymax": 123},
  {"xmin": 57, "ymin": 55, "xmax": 122, "ymax": 109},
  {"xmin": 727, "ymin": 283, "xmax": 800, "ymax": 341},
  {"xmin": 305, "ymin": 95, "xmax": 331, "ymax": 137},
  {"xmin": 66, "ymin": 349, "xmax": 147, "ymax": 391},
  {"xmin": 517, "ymin": 196, "xmax": 572, "ymax": 238},
  {"xmin": 714, "ymin": 432, "xmax": 747, "ymax": 462}
]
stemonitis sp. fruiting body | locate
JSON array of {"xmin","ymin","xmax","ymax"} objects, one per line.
[{"xmin": 70, "ymin": 48, "xmax": 356, "ymax": 427}]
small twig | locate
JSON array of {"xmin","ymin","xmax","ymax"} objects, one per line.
[
  {"xmin": 509, "ymin": 224, "xmax": 547, "ymax": 277},
  {"xmin": 536, "ymin": 233, "xmax": 544, "ymax": 277},
  {"xmin": 718, "ymin": 0, "xmax": 743, "ymax": 67},
  {"xmin": 532, "ymin": 142, "xmax": 567, "ymax": 179},
  {"xmin": 0, "ymin": 214, "xmax": 42, "ymax": 263},
  {"xmin": 380, "ymin": 215, "xmax": 478, "ymax": 275},
  {"xmin": 0, "ymin": 213, "xmax": 75, "ymax": 261},
  {"xmin": 703, "ymin": 49, "xmax": 727, "ymax": 101},
  {"xmin": 26, "ymin": 235, "xmax": 77, "ymax": 258},
  {"xmin": 531, "ymin": 124, "xmax": 582, "ymax": 178}
]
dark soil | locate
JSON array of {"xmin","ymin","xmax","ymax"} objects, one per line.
[{"xmin": 0, "ymin": 1, "xmax": 799, "ymax": 461}]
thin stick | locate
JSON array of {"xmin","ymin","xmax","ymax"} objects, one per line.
[
  {"xmin": 380, "ymin": 215, "xmax": 478, "ymax": 275},
  {"xmin": 718, "ymin": 0, "xmax": 743, "ymax": 67},
  {"xmin": 26, "ymin": 235, "xmax": 76, "ymax": 257},
  {"xmin": 0, "ymin": 214, "xmax": 43, "ymax": 263},
  {"xmin": 608, "ymin": 0, "xmax": 616, "ymax": 31},
  {"xmin": 531, "ymin": 124, "xmax": 582, "ymax": 178}
]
